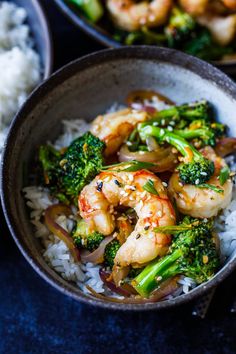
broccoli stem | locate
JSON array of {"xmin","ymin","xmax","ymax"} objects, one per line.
[
  {"xmin": 141, "ymin": 101, "xmax": 210, "ymax": 128},
  {"xmin": 139, "ymin": 125, "xmax": 203, "ymax": 161},
  {"xmin": 133, "ymin": 249, "xmax": 182, "ymax": 297},
  {"xmin": 172, "ymin": 128, "xmax": 207, "ymax": 140}
]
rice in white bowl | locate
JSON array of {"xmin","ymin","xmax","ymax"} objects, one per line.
[
  {"xmin": 23, "ymin": 110, "xmax": 236, "ymax": 298},
  {"xmin": 0, "ymin": 1, "xmax": 41, "ymax": 152}
]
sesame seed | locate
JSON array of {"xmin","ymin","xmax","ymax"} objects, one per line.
[
  {"xmin": 153, "ymin": 122, "xmax": 159, "ymax": 126},
  {"xmin": 96, "ymin": 181, "xmax": 103, "ymax": 192},
  {"xmin": 128, "ymin": 174, "xmax": 134, "ymax": 182},
  {"xmin": 167, "ymin": 126, "xmax": 173, "ymax": 131},
  {"xmin": 141, "ymin": 191, "xmax": 146, "ymax": 198},
  {"xmin": 149, "ymin": 14, "xmax": 155, "ymax": 22},
  {"xmin": 200, "ymin": 172, "xmax": 207, "ymax": 176},
  {"xmin": 126, "ymin": 141, "xmax": 132, "ymax": 146},
  {"xmin": 162, "ymin": 182, "xmax": 168, "ymax": 187},
  {"xmin": 157, "ymin": 211, "xmax": 162, "ymax": 217},
  {"xmin": 114, "ymin": 179, "xmax": 121, "ymax": 187},
  {"xmin": 195, "ymin": 179, "xmax": 200, "ymax": 185}
]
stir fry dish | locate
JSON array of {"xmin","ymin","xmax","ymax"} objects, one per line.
[
  {"xmin": 66, "ymin": 0, "xmax": 236, "ymax": 61},
  {"xmin": 27, "ymin": 91, "xmax": 236, "ymax": 303}
]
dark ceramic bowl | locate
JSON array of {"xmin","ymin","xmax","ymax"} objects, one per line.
[
  {"xmin": 10, "ymin": 0, "xmax": 53, "ymax": 78},
  {"xmin": 53, "ymin": 0, "xmax": 236, "ymax": 76},
  {"xmin": 2, "ymin": 47, "xmax": 236, "ymax": 310}
]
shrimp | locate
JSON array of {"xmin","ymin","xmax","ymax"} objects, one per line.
[
  {"xmin": 179, "ymin": 0, "xmax": 209, "ymax": 16},
  {"xmin": 179, "ymin": 0, "xmax": 236, "ymax": 16},
  {"xmin": 90, "ymin": 108, "xmax": 148, "ymax": 156},
  {"xmin": 197, "ymin": 14, "xmax": 236, "ymax": 46},
  {"xmin": 168, "ymin": 147, "xmax": 233, "ymax": 218},
  {"xmin": 106, "ymin": 0, "xmax": 173, "ymax": 32},
  {"xmin": 79, "ymin": 169, "xmax": 176, "ymax": 267},
  {"xmin": 222, "ymin": 0, "xmax": 236, "ymax": 10}
]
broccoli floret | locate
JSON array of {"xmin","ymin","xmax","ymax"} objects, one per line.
[
  {"xmin": 165, "ymin": 7, "xmax": 196, "ymax": 48},
  {"xmin": 124, "ymin": 26, "xmax": 167, "ymax": 45},
  {"xmin": 72, "ymin": 219, "xmax": 104, "ymax": 252},
  {"xmin": 132, "ymin": 217, "xmax": 220, "ymax": 297},
  {"xmin": 60, "ymin": 132, "xmax": 105, "ymax": 198},
  {"xmin": 39, "ymin": 145, "xmax": 70, "ymax": 203},
  {"xmin": 184, "ymin": 27, "xmax": 234, "ymax": 61},
  {"xmin": 39, "ymin": 132, "xmax": 105, "ymax": 203},
  {"xmin": 39, "ymin": 145, "xmax": 61, "ymax": 185},
  {"xmin": 143, "ymin": 100, "xmax": 211, "ymax": 130},
  {"xmin": 104, "ymin": 239, "xmax": 121, "ymax": 268},
  {"xmin": 138, "ymin": 124, "xmax": 215, "ymax": 185},
  {"xmin": 173, "ymin": 120, "xmax": 226, "ymax": 147},
  {"xmin": 69, "ymin": 0, "xmax": 104, "ymax": 22}
]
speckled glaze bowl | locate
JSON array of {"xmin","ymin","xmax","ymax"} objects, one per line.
[
  {"xmin": 11, "ymin": 0, "xmax": 53, "ymax": 78},
  {"xmin": 2, "ymin": 47, "xmax": 236, "ymax": 310}
]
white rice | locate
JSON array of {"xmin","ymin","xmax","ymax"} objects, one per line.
[
  {"xmin": 0, "ymin": 2, "xmax": 41, "ymax": 152},
  {"xmin": 23, "ymin": 104, "xmax": 236, "ymax": 298}
]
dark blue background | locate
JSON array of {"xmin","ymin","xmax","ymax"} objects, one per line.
[{"xmin": 1, "ymin": 1, "xmax": 236, "ymax": 353}]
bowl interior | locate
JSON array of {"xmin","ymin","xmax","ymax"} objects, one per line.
[
  {"xmin": 9, "ymin": 0, "xmax": 53, "ymax": 78},
  {"xmin": 2, "ymin": 47, "xmax": 236, "ymax": 310}
]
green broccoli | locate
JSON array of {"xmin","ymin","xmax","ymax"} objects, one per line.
[
  {"xmin": 132, "ymin": 217, "xmax": 220, "ymax": 297},
  {"xmin": 59, "ymin": 132, "xmax": 105, "ymax": 199},
  {"xmin": 39, "ymin": 144, "xmax": 61, "ymax": 185},
  {"xmin": 72, "ymin": 219, "xmax": 104, "ymax": 252},
  {"xmin": 143, "ymin": 100, "xmax": 211, "ymax": 130},
  {"xmin": 124, "ymin": 26, "xmax": 167, "ymax": 45},
  {"xmin": 39, "ymin": 132, "xmax": 105, "ymax": 203},
  {"xmin": 183, "ymin": 27, "xmax": 234, "ymax": 61},
  {"xmin": 104, "ymin": 239, "xmax": 121, "ymax": 268},
  {"xmin": 69, "ymin": 0, "xmax": 104, "ymax": 22},
  {"xmin": 173, "ymin": 120, "xmax": 226, "ymax": 147},
  {"xmin": 165, "ymin": 7, "xmax": 196, "ymax": 48},
  {"xmin": 138, "ymin": 124, "xmax": 214, "ymax": 185}
]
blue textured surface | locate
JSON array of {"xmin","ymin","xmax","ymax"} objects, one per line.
[{"xmin": 1, "ymin": 1, "xmax": 236, "ymax": 353}]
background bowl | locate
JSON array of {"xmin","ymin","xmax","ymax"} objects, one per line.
[
  {"xmin": 10, "ymin": 0, "xmax": 53, "ymax": 78},
  {"xmin": 52, "ymin": 0, "xmax": 236, "ymax": 76},
  {"xmin": 2, "ymin": 47, "xmax": 236, "ymax": 310}
]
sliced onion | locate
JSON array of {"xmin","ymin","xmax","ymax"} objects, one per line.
[
  {"xmin": 112, "ymin": 266, "xmax": 130, "ymax": 287},
  {"xmin": 99, "ymin": 269, "xmax": 134, "ymax": 297},
  {"xmin": 119, "ymin": 144, "xmax": 177, "ymax": 172},
  {"xmin": 86, "ymin": 285, "xmax": 177, "ymax": 304},
  {"xmin": 146, "ymin": 136, "xmax": 159, "ymax": 151},
  {"xmin": 150, "ymin": 276, "xmax": 180, "ymax": 301},
  {"xmin": 80, "ymin": 235, "xmax": 113, "ymax": 264},
  {"xmin": 215, "ymin": 137, "xmax": 236, "ymax": 157},
  {"xmin": 44, "ymin": 204, "xmax": 80, "ymax": 262}
]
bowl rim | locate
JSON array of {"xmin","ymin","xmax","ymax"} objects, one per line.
[
  {"xmin": 32, "ymin": 0, "xmax": 54, "ymax": 78},
  {"xmin": 2, "ymin": 46, "xmax": 236, "ymax": 311},
  {"xmin": 52, "ymin": 0, "xmax": 236, "ymax": 70}
]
